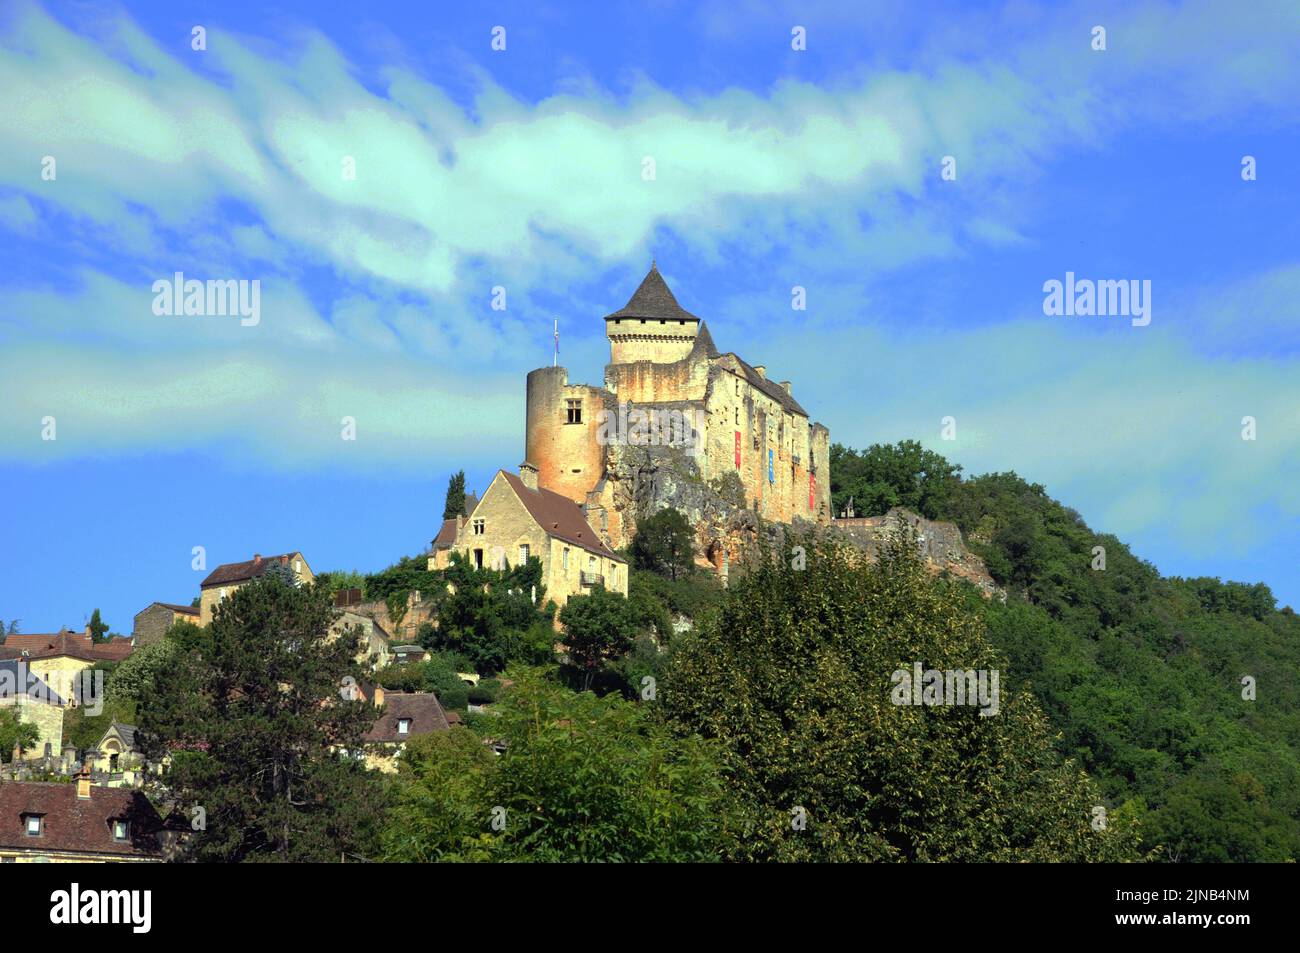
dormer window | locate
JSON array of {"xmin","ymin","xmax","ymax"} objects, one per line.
[
  {"xmin": 24, "ymin": 814, "xmax": 42, "ymax": 836},
  {"xmin": 397, "ymin": 718, "xmax": 411, "ymax": 735},
  {"xmin": 112, "ymin": 819, "xmax": 129, "ymax": 841}
]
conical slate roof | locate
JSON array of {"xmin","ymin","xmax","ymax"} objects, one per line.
[
  {"xmin": 603, "ymin": 264, "xmax": 700, "ymax": 322},
  {"xmin": 690, "ymin": 320, "xmax": 720, "ymax": 359}
]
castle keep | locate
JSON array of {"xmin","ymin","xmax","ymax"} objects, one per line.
[{"xmin": 526, "ymin": 264, "xmax": 832, "ymax": 556}]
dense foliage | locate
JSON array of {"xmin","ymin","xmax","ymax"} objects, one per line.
[
  {"xmin": 380, "ymin": 668, "xmax": 728, "ymax": 862},
  {"xmin": 833, "ymin": 440, "xmax": 1300, "ymax": 862},
  {"xmin": 662, "ymin": 531, "xmax": 1139, "ymax": 861},
  {"xmin": 630, "ymin": 507, "xmax": 695, "ymax": 580},
  {"xmin": 830, "ymin": 439, "xmax": 963, "ymax": 520},
  {"xmin": 136, "ymin": 574, "xmax": 387, "ymax": 862},
  {"xmin": 559, "ymin": 585, "xmax": 638, "ymax": 689},
  {"xmin": 0, "ymin": 709, "xmax": 39, "ymax": 762}
]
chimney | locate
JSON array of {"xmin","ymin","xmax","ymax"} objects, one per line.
[
  {"xmin": 519, "ymin": 461, "xmax": 539, "ymax": 491},
  {"xmin": 373, "ymin": 684, "xmax": 385, "ymax": 707},
  {"xmin": 253, "ymin": 553, "xmax": 262, "ymax": 564},
  {"xmin": 84, "ymin": 623, "xmax": 93, "ymax": 639},
  {"xmin": 76, "ymin": 766, "xmax": 92, "ymax": 799},
  {"xmin": 753, "ymin": 365, "xmax": 766, "ymax": 379},
  {"xmin": 779, "ymin": 381, "xmax": 792, "ymax": 394}
]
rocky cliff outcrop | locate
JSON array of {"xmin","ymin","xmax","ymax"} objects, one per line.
[{"xmin": 590, "ymin": 444, "xmax": 1002, "ymax": 598}]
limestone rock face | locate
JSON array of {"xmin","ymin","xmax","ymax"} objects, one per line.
[
  {"xmin": 831, "ymin": 508, "xmax": 1004, "ymax": 599},
  {"xmin": 592, "ymin": 442, "xmax": 1001, "ymax": 599}
]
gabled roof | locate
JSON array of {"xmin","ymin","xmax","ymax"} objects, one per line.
[
  {"xmin": 200, "ymin": 552, "xmax": 305, "ymax": 588},
  {"xmin": 3, "ymin": 631, "xmax": 90, "ymax": 654},
  {"xmin": 498, "ymin": 471, "xmax": 622, "ymax": 560},
  {"xmin": 603, "ymin": 264, "xmax": 700, "ymax": 323},
  {"xmin": 727, "ymin": 353, "xmax": 809, "ymax": 417},
  {"xmin": 364, "ymin": 692, "xmax": 451, "ymax": 743},
  {"xmin": 0, "ymin": 659, "xmax": 66, "ymax": 705},
  {"xmin": 0, "ymin": 782, "xmax": 162, "ymax": 858},
  {"xmin": 153, "ymin": 602, "xmax": 199, "ymax": 616},
  {"xmin": 98, "ymin": 722, "xmax": 139, "ymax": 752},
  {"xmin": 0, "ymin": 632, "xmax": 133, "ymax": 665}
]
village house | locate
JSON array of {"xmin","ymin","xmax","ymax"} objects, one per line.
[
  {"xmin": 198, "ymin": 551, "xmax": 315, "ymax": 625},
  {"xmin": 132, "ymin": 601, "xmax": 200, "ymax": 645},
  {"xmin": 0, "ymin": 659, "xmax": 66, "ymax": 761},
  {"xmin": 329, "ymin": 610, "xmax": 393, "ymax": 672},
  {"xmin": 430, "ymin": 467, "xmax": 629, "ymax": 606},
  {"xmin": 87, "ymin": 722, "xmax": 153, "ymax": 788},
  {"xmin": 0, "ymin": 771, "xmax": 164, "ymax": 863},
  {"xmin": 336, "ymin": 682, "xmax": 457, "ymax": 773},
  {"xmin": 0, "ymin": 628, "xmax": 133, "ymax": 712}
]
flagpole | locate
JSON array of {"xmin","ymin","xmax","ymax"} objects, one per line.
[{"xmin": 553, "ymin": 318, "xmax": 558, "ymax": 367}]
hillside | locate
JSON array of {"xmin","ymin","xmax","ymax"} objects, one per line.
[{"xmin": 832, "ymin": 441, "xmax": 1300, "ymax": 862}]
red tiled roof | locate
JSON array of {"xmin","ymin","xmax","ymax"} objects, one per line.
[
  {"xmin": 0, "ymin": 631, "xmax": 132, "ymax": 664},
  {"xmin": 363, "ymin": 692, "xmax": 451, "ymax": 743},
  {"xmin": 200, "ymin": 552, "xmax": 303, "ymax": 588},
  {"xmin": 0, "ymin": 781, "xmax": 163, "ymax": 859},
  {"xmin": 3, "ymin": 631, "xmax": 91, "ymax": 653},
  {"xmin": 432, "ymin": 518, "xmax": 457, "ymax": 549},
  {"xmin": 499, "ymin": 471, "xmax": 621, "ymax": 560}
]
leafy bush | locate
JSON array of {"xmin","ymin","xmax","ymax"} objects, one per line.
[{"xmin": 662, "ymin": 531, "xmax": 1141, "ymax": 862}]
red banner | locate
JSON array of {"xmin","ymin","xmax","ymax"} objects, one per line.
[
  {"xmin": 735, "ymin": 431, "xmax": 741, "ymax": 468},
  {"xmin": 809, "ymin": 473, "xmax": 815, "ymax": 510}
]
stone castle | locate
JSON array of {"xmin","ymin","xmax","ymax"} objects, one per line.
[{"xmin": 524, "ymin": 264, "xmax": 832, "ymax": 567}]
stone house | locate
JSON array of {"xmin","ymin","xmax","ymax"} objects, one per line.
[
  {"xmin": 198, "ymin": 551, "xmax": 315, "ymax": 626},
  {"xmin": 360, "ymin": 689, "xmax": 454, "ymax": 773},
  {"xmin": 132, "ymin": 601, "xmax": 200, "ymax": 645},
  {"xmin": 431, "ymin": 466, "xmax": 629, "ymax": 607},
  {"xmin": 0, "ymin": 630, "xmax": 132, "ymax": 714},
  {"xmin": 0, "ymin": 660, "xmax": 66, "ymax": 761},
  {"xmin": 329, "ymin": 610, "xmax": 392, "ymax": 672},
  {"xmin": 0, "ymin": 772, "xmax": 164, "ymax": 862}
]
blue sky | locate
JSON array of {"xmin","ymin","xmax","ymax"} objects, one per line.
[{"xmin": 2, "ymin": 0, "xmax": 1298, "ymax": 634}]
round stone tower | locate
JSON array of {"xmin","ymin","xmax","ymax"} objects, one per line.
[{"xmin": 525, "ymin": 366, "xmax": 608, "ymax": 504}]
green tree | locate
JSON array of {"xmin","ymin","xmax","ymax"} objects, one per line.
[
  {"xmin": 829, "ymin": 439, "xmax": 962, "ymax": 520},
  {"xmin": 0, "ymin": 709, "xmax": 39, "ymax": 762},
  {"xmin": 87, "ymin": 608, "xmax": 109, "ymax": 644},
  {"xmin": 662, "ymin": 531, "xmax": 1141, "ymax": 862},
  {"xmin": 559, "ymin": 586, "xmax": 638, "ymax": 690},
  {"xmin": 630, "ymin": 507, "xmax": 694, "ymax": 581},
  {"xmin": 135, "ymin": 573, "xmax": 386, "ymax": 862},
  {"xmin": 380, "ymin": 669, "xmax": 729, "ymax": 862},
  {"xmin": 380, "ymin": 726, "xmax": 498, "ymax": 862},
  {"xmin": 422, "ymin": 553, "xmax": 552, "ymax": 674},
  {"xmin": 443, "ymin": 470, "xmax": 467, "ymax": 521}
]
